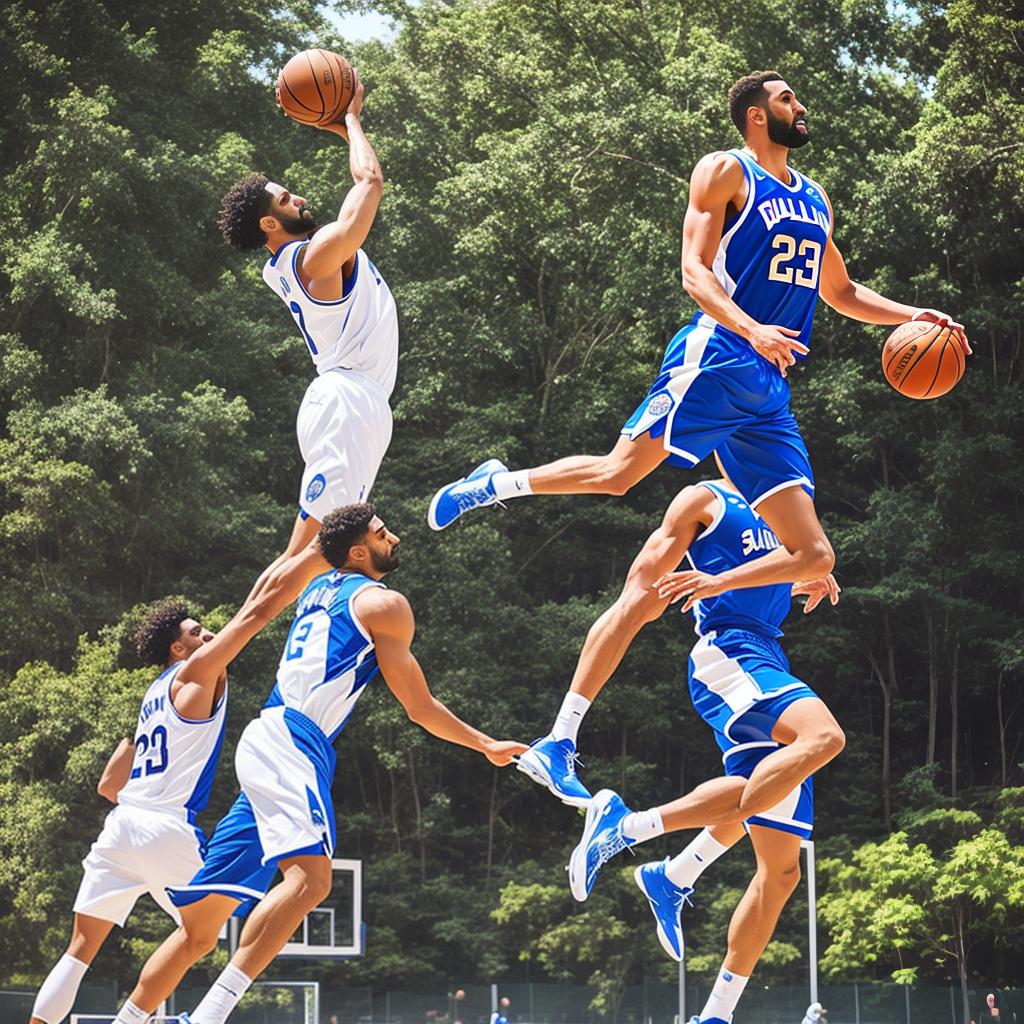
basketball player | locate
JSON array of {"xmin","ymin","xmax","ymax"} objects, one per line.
[
  {"xmin": 428, "ymin": 71, "xmax": 968, "ymax": 600},
  {"xmin": 108, "ymin": 504, "xmax": 526, "ymax": 1024},
  {"xmin": 549, "ymin": 466, "xmax": 842, "ymax": 1024},
  {"xmin": 28, "ymin": 601, "xmax": 226, "ymax": 1024},
  {"xmin": 217, "ymin": 72, "xmax": 398, "ymax": 602}
]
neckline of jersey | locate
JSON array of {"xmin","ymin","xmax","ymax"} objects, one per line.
[{"xmin": 739, "ymin": 149, "xmax": 804, "ymax": 192}]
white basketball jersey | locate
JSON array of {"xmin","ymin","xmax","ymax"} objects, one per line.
[
  {"xmin": 116, "ymin": 664, "xmax": 228, "ymax": 822},
  {"xmin": 262, "ymin": 242, "xmax": 399, "ymax": 395},
  {"xmin": 262, "ymin": 570, "xmax": 383, "ymax": 741}
]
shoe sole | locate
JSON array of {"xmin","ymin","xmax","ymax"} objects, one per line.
[
  {"xmin": 568, "ymin": 789, "xmax": 614, "ymax": 902},
  {"xmin": 516, "ymin": 753, "xmax": 593, "ymax": 808},
  {"xmin": 426, "ymin": 459, "xmax": 509, "ymax": 531},
  {"xmin": 633, "ymin": 865, "xmax": 683, "ymax": 961}
]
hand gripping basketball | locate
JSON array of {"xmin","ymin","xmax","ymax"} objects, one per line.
[{"xmin": 912, "ymin": 308, "xmax": 972, "ymax": 356}]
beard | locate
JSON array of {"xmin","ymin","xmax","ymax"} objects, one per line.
[
  {"xmin": 766, "ymin": 111, "xmax": 810, "ymax": 149},
  {"xmin": 277, "ymin": 207, "xmax": 318, "ymax": 235},
  {"xmin": 371, "ymin": 546, "xmax": 400, "ymax": 574}
]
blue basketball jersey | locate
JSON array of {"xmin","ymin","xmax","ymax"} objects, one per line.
[
  {"xmin": 686, "ymin": 481, "xmax": 792, "ymax": 637},
  {"xmin": 689, "ymin": 149, "xmax": 831, "ymax": 355},
  {"xmin": 263, "ymin": 570, "xmax": 384, "ymax": 742}
]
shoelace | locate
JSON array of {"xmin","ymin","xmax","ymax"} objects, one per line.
[
  {"xmin": 452, "ymin": 484, "xmax": 494, "ymax": 511},
  {"xmin": 562, "ymin": 747, "xmax": 585, "ymax": 778},
  {"xmin": 593, "ymin": 828, "xmax": 634, "ymax": 873}
]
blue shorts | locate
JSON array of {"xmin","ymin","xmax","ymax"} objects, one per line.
[
  {"xmin": 168, "ymin": 708, "xmax": 337, "ymax": 915},
  {"xmin": 688, "ymin": 627, "xmax": 817, "ymax": 838},
  {"xmin": 621, "ymin": 319, "xmax": 814, "ymax": 507}
]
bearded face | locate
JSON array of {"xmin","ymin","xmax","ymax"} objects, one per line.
[{"xmin": 766, "ymin": 108, "xmax": 809, "ymax": 149}]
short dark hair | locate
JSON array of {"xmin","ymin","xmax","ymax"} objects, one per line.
[
  {"xmin": 318, "ymin": 503, "xmax": 377, "ymax": 567},
  {"xmin": 218, "ymin": 173, "xmax": 272, "ymax": 250},
  {"xmin": 135, "ymin": 598, "xmax": 192, "ymax": 666},
  {"xmin": 728, "ymin": 71, "xmax": 784, "ymax": 137}
]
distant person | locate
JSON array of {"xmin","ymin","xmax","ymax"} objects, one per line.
[
  {"xmin": 107, "ymin": 505, "xmax": 526, "ymax": 1024},
  {"xmin": 217, "ymin": 71, "xmax": 398, "ymax": 605},
  {"xmin": 490, "ymin": 996, "xmax": 511, "ymax": 1024},
  {"xmin": 28, "ymin": 599, "xmax": 227, "ymax": 1024}
]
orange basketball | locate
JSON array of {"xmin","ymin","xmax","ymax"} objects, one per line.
[
  {"xmin": 881, "ymin": 320, "xmax": 965, "ymax": 400},
  {"xmin": 276, "ymin": 50, "xmax": 354, "ymax": 127}
]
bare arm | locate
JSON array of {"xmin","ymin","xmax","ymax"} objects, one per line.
[
  {"xmin": 818, "ymin": 190, "xmax": 971, "ymax": 353},
  {"xmin": 682, "ymin": 153, "xmax": 809, "ymax": 374},
  {"xmin": 567, "ymin": 486, "xmax": 716, "ymax": 701},
  {"xmin": 300, "ymin": 77, "xmax": 383, "ymax": 284},
  {"xmin": 172, "ymin": 542, "xmax": 334, "ymax": 716},
  {"xmin": 357, "ymin": 589, "xmax": 527, "ymax": 766},
  {"xmin": 97, "ymin": 738, "xmax": 134, "ymax": 803}
]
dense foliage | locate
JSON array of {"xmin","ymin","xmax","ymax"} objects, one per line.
[{"xmin": 1, "ymin": 0, "xmax": 1022, "ymax": 1012}]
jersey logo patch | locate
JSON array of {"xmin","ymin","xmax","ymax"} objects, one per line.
[
  {"xmin": 306, "ymin": 473, "xmax": 327, "ymax": 503},
  {"xmin": 646, "ymin": 392, "xmax": 673, "ymax": 418}
]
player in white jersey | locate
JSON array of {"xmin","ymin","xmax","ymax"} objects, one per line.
[
  {"xmin": 217, "ymin": 72, "xmax": 399, "ymax": 600},
  {"xmin": 108, "ymin": 504, "xmax": 526, "ymax": 1024},
  {"xmin": 28, "ymin": 600, "xmax": 226, "ymax": 1024}
]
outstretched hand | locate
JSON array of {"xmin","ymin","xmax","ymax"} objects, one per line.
[
  {"xmin": 653, "ymin": 569, "xmax": 726, "ymax": 613},
  {"xmin": 315, "ymin": 70, "xmax": 364, "ymax": 140},
  {"xmin": 912, "ymin": 308, "xmax": 972, "ymax": 356},
  {"xmin": 485, "ymin": 740, "xmax": 530, "ymax": 767},
  {"xmin": 791, "ymin": 574, "xmax": 841, "ymax": 613}
]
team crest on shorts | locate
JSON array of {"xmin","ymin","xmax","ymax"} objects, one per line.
[
  {"xmin": 646, "ymin": 392, "xmax": 673, "ymax": 418},
  {"xmin": 306, "ymin": 474, "xmax": 327, "ymax": 503}
]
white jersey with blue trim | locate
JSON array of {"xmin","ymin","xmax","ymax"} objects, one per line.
[
  {"xmin": 691, "ymin": 149, "xmax": 831, "ymax": 356},
  {"xmin": 262, "ymin": 242, "xmax": 399, "ymax": 395},
  {"xmin": 263, "ymin": 570, "xmax": 384, "ymax": 741},
  {"xmin": 686, "ymin": 481, "xmax": 792, "ymax": 638},
  {"xmin": 116, "ymin": 664, "xmax": 228, "ymax": 822}
]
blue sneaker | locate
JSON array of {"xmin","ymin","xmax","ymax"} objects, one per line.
[
  {"xmin": 568, "ymin": 788, "xmax": 634, "ymax": 901},
  {"xmin": 688, "ymin": 1018, "xmax": 729, "ymax": 1024},
  {"xmin": 516, "ymin": 735, "xmax": 592, "ymax": 807},
  {"xmin": 427, "ymin": 459, "xmax": 508, "ymax": 530},
  {"xmin": 634, "ymin": 859, "xmax": 693, "ymax": 961}
]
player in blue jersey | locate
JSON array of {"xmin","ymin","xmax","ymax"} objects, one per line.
[
  {"xmin": 28, "ymin": 601, "xmax": 225, "ymax": 1024},
  {"xmin": 217, "ymin": 73, "xmax": 400, "ymax": 605},
  {"xmin": 108, "ymin": 504, "xmax": 526, "ymax": 1024},
  {"xmin": 428, "ymin": 70, "xmax": 968, "ymax": 605},
  {"xmin": 539, "ymin": 464, "xmax": 841, "ymax": 1024}
]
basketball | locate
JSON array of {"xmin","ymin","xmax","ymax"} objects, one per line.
[
  {"xmin": 276, "ymin": 49, "xmax": 355, "ymax": 127},
  {"xmin": 881, "ymin": 320, "xmax": 965, "ymax": 399}
]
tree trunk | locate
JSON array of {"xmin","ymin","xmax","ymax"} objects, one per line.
[
  {"xmin": 926, "ymin": 608, "xmax": 938, "ymax": 765},
  {"xmin": 950, "ymin": 639, "xmax": 960, "ymax": 798},
  {"xmin": 957, "ymin": 911, "xmax": 970, "ymax": 1024},
  {"xmin": 486, "ymin": 767, "xmax": 498, "ymax": 885},
  {"xmin": 997, "ymin": 670, "xmax": 1008, "ymax": 788},
  {"xmin": 408, "ymin": 749, "xmax": 426, "ymax": 882}
]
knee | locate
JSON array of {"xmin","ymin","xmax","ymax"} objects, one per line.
[
  {"xmin": 596, "ymin": 461, "xmax": 635, "ymax": 496},
  {"xmin": 179, "ymin": 923, "xmax": 221, "ymax": 960},
  {"xmin": 758, "ymin": 859, "xmax": 802, "ymax": 899},
  {"xmin": 294, "ymin": 862, "xmax": 333, "ymax": 909}
]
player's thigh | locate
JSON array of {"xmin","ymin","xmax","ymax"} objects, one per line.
[
  {"xmin": 276, "ymin": 852, "xmax": 333, "ymax": 905},
  {"xmin": 68, "ymin": 912, "xmax": 116, "ymax": 962},
  {"xmin": 177, "ymin": 894, "xmax": 238, "ymax": 947},
  {"xmin": 748, "ymin": 825, "xmax": 803, "ymax": 877},
  {"xmin": 771, "ymin": 696, "xmax": 844, "ymax": 748}
]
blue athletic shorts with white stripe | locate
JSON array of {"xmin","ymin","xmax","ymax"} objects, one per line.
[
  {"xmin": 621, "ymin": 320, "xmax": 814, "ymax": 508},
  {"xmin": 688, "ymin": 627, "xmax": 816, "ymax": 838}
]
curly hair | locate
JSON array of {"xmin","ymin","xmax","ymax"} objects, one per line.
[
  {"xmin": 218, "ymin": 173, "xmax": 272, "ymax": 250},
  {"xmin": 135, "ymin": 598, "xmax": 192, "ymax": 666},
  {"xmin": 727, "ymin": 70, "xmax": 784, "ymax": 137},
  {"xmin": 318, "ymin": 503, "xmax": 377, "ymax": 567}
]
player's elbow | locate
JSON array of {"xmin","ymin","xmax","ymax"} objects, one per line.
[
  {"xmin": 356, "ymin": 170, "xmax": 383, "ymax": 193},
  {"xmin": 403, "ymin": 699, "xmax": 436, "ymax": 727},
  {"xmin": 96, "ymin": 780, "xmax": 118, "ymax": 803},
  {"xmin": 801, "ymin": 538, "xmax": 835, "ymax": 579}
]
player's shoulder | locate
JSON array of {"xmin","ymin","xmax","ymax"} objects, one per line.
[
  {"xmin": 693, "ymin": 149, "xmax": 745, "ymax": 181},
  {"xmin": 664, "ymin": 481, "xmax": 721, "ymax": 525},
  {"xmin": 352, "ymin": 584, "xmax": 410, "ymax": 623}
]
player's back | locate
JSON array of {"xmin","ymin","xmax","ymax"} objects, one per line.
[
  {"xmin": 116, "ymin": 664, "xmax": 228, "ymax": 822},
  {"xmin": 263, "ymin": 242, "xmax": 398, "ymax": 394},
  {"xmin": 692, "ymin": 148, "xmax": 831, "ymax": 355},
  {"xmin": 262, "ymin": 569, "xmax": 384, "ymax": 742},
  {"xmin": 685, "ymin": 480, "xmax": 792, "ymax": 637}
]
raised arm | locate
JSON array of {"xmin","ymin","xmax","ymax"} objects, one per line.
[
  {"xmin": 682, "ymin": 153, "xmax": 809, "ymax": 374},
  {"xmin": 300, "ymin": 76, "xmax": 383, "ymax": 282},
  {"xmin": 97, "ymin": 737, "xmax": 134, "ymax": 803},
  {"xmin": 171, "ymin": 541, "xmax": 333, "ymax": 717},
  {"xmin": 566, "ymin": 485, "xmax": 716, "ymax": 701},
  {"xmin": 356, "ymin": 588, "xmax": 526, "ymax": 766}
]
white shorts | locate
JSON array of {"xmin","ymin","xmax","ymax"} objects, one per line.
[
  {"xmin": 73, "ymin": 804, "xmax": 205, "ymax": 926},
  {"xmin": 234, "ymin": 708, "xmax": 336, "ymax": 866},
  {"xmin": 296, "ymin": 368, "xmax": 393, "ymax": 521}
]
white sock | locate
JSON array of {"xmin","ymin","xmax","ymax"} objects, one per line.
[
  {"xmin": 112, "ymin": 998, "xmax": 152, "ymax": 1024},
  {"xmin": 700, "ymin": 967, "xmax": 749, "ymax": 1022},
  {"xmin": 665, "ymin": 828, "xmax": 732, "ymax": 890},
  {"xmin": 620, "ymin": 808, "xmax": 664, "ymax": 843},
  {"xmin": 491, "ymin": 469, "xmax": 533, "ymax": 500},
  {"xmin": 189, "ymin": 963, "xmax": 253, "ymax": 1024},
  {"xmin": 32, "ymin": 953, "xmax": 90, "ymax": 1024},
  {"xmin": 550, "ymin": 692, "xmax": 591, "ymax": 745}
]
